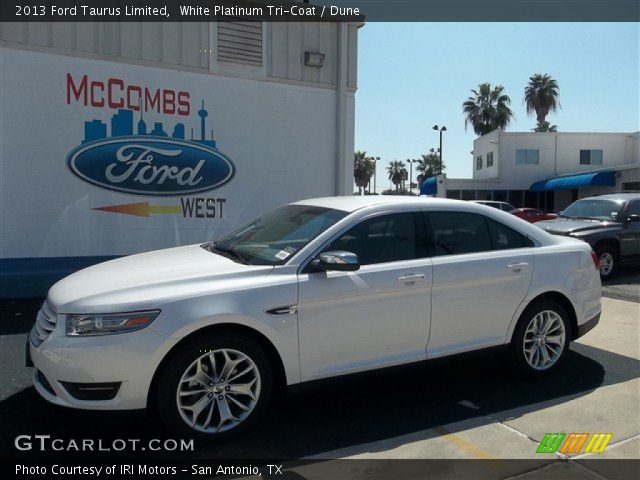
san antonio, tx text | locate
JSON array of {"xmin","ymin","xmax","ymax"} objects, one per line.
[{"xmin": 16, "ymin": 464, "xmax": 284, "ymax": 476}]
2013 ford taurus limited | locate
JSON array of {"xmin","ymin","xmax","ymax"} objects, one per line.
[{"xmin": 29, "ymin": 196, "xmax": 602, "ymax": 439}]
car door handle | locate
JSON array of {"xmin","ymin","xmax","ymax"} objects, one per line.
[
  {"xmin": 397, "ymin": 273, "xmax": 425, "ymax": 284},
  {"xmin": 507, "ymin": 262, "xmax": 528, "ymax": 273}
]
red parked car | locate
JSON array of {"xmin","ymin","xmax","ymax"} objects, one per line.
[{"xmin": 511, "ymin": 208, "xmax": 558, "ymax": 223}]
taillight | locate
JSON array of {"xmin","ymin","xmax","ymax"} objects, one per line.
[{"xmin": 591, "ymin": 250, "xmax": 600, "ymax": 270}]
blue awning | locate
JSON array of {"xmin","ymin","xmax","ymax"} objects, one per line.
[
  {"xmin": 420, "ymin": 177, "xmax": 437, "ymax": 195},
  {"xmin": 530, "ymin": 171, "xmax": 616, "ymax": 192}
]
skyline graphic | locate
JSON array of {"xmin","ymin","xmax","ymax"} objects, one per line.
[{"xmin": 82, "ymin": 100, "xmax": 217, "ymax": 148}]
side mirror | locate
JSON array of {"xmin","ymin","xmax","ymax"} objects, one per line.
[{"xmin": 312, "ymin": 251, "xmax": 360, "ymax": 272}]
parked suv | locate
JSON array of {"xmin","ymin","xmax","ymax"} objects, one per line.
[
  {"xmin": 29, "ymin": 197, "xmax": 601, "ymax": 439},
  {"xmin": 536, "ymin": 193, "xmax": 640, "ymax": 279}
]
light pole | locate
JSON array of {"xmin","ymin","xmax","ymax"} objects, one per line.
[
  {"xmin": 373, "ymin": 157, "xmax": 379, "ymax": 194},
  {"xmin": 432, "ymin": 125, "xmax": 447, "ymax": 174},
  {"xmin": 406, "ymin": 158, "xmax": 418, "ymax": 195}
]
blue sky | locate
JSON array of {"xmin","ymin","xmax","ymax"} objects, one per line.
[{"xmin": 355, "ymin": 23, "xmax": 639, "ymax": 190}]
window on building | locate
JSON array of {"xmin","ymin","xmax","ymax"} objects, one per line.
[
  {"xmin": 515, "ymin": 149, "xmax": 539, "ymax": 165},
  {"xmin": 508, "ymin": 191, "xmax": 524, "ymax": 209},
  {"xmin": 476, "ymin": 155, "xmax": 483, "ymax": 170},
  {"xmin": 446, "ymin": 190, "xmax": 461, "ymax": 199},
  {"xmin": 461, "ymin": 190, "xmax": 477, "ymax": 201},
  {"xmin": 579, "ymin": 149, "xmax": 603, "ymax": 165},
  {"xmin": 325, "ymin": 213, "xmax": 419, "ymax": 265},
  {"xmin": 217, "ymin": 21, "xmax": 263, "ymax": 66},
  {"xmin": 487, "ymin": 151, "xmax": 494, "ymax": 167}
]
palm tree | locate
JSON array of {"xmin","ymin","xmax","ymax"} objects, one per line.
[
  {"xmin": 533, "ymin": 121, "xmax": 557, "ymax": 133},
  {"xmin": 386, "ymin": 160, "xmax": 407, "ymax": 192},
  {"xmin": 524, "ymin": 74, "xmax": 560, "ymax": 132},
  {"xmin": 416, "ymin": 149, "xmax": 444, "ymax": 179},
  {"xmin": 462, "ymin": 83, "xmax": 514, "ymax": 136},
  {"xmin": 353, "ymin": 150, "xmax": 375, "ymax": 195}
]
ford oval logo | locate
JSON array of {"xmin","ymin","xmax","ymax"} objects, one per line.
[{"xmin": 66, "ymin": 136, "xmax": 235, "ymax": 196}]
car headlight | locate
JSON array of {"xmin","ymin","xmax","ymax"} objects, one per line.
[{"xmin": 66, "ymin": 310, "xmax": 160, "ymax": 336}]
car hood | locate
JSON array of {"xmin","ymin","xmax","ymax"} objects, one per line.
[
  {"xmin": 535, "ymin": 217, "xmax": 617, "ymax": 234},
  {"xmin": 48, "ymin": 245, "xmax": 273, "ymax": 312}
]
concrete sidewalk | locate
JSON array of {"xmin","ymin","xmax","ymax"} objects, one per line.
[{"xmin": 309, "ymin": 298, "xmax": 639, "ymax": 461}]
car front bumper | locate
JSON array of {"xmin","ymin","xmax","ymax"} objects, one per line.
[{"xmin": 29, "ymin": 326, "xmax": 174, "ymax": 410}]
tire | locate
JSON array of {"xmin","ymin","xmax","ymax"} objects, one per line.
[
  {"xmin": 510, "ymin": 300, "xmax": 572, "ymax": 377},
  {"xmin": 153, "ymin": 333, "xmax": 273, "ymax": 441},
  {"xmin": 595, "ymin": 245, "xmax": 618, "ymax": 281}
]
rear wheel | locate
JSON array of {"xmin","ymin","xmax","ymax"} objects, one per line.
[
  {"xmin": 511, "ymin": 301, "xmax": 571, "ymax": 376},
  {"xmin": 154, "ymin": 333, "xmax": 273, "ymax": 440},
  {"xmin": 596, "ymin": 245, "xmax": 617, "ymax": 280}
]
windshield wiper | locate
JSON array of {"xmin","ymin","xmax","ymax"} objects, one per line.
[{"xmin": 202, "ymin": 242, "xmax": 250, "ymax": 265}]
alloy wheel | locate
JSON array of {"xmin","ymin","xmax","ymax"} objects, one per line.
[
  {"xmin": 522, "ymin": 310, "xmax": 566, "ymax": 371},
  {"xmin": 176, "ymin": 349, "xmax": 261, "ymax": 433},
  {"xmin": 599, "ymin": 252, "xmax": 614, "ymax": 277}
]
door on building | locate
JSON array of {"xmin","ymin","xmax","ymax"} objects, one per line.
[
  {"xmin": 297, "ymin": 212, "xmax": 432, "ymax": 381},
  {"xmin": 423, "ymin": 210, "xmax": 534, "ymax": 358}
]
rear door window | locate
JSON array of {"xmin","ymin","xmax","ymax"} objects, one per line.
[
  {"xmin": 424, "ymin": 211, "xmax": 533, "ymax": 256},
  {"xmin": 486, "ymin": 218, "xmax": 534, "ymax": 249},
  {"xmin": 426, "ymin": 212, "xmax": 493, "ymax": 255}
]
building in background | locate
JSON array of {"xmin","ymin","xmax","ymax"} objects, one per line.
[
  {"xmin": 427, "ymin": 130, "xmax": 640, "ymax": 211},
  {"xmin": 0, "ymin": 18, "xmax": 362, "ymax": 297}
]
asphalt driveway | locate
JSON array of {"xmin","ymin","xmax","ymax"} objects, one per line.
[{"xmin": 602, "ymin": 266, "xmax": 640, "ymax": 303}]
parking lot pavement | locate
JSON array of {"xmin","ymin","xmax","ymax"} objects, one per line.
[
  {"xmin": 1, "ymin": 297, "xmax": 638, "ymax": 473},
  {"xmin": 602, "ymin": 266, "xmax": 640, "ymax": 303}
]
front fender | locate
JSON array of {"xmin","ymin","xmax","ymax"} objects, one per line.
[{"xmin": 149, "ymin": 276, "xmax": 300, "ymax": 385}]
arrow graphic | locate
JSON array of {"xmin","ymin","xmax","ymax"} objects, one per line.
[{"xmin": 93, "ymin": 202, "xmax": 182, "ymax": 217}]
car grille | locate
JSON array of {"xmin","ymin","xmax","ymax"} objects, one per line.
[{"xmin": 30, "ymin": 300, "xmax": 57, "ymax": 347}]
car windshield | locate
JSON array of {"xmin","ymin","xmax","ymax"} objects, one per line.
[
  {"xmin": 205, "ymin": 205, "xmax": 348, "ymax": 266},
  {"xmin": 561, "ymin": 199, "xmax": 624, "ymax": 221}
]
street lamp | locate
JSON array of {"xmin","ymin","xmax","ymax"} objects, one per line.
[
  {"xmin": 432, "ymin": 125, "xmax": 447, "ymax": 174},
  {"xmin": 406, "ymin": 158, "xmax": 418, "ymax": 195},
  {"xmin": 370, "ymin": 156, "xmax": 379, "ymax": 194}
]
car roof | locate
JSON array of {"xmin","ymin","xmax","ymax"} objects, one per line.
[
  {"xmin": 580, "ymin": 193, "xmax": 640, "ymax": 202},
  {"xmin": 472, "ymin": 200, "xmax": 509, "ymax": 205},
  {"xmin": 292, "ymin": 195, "xmax": 464, "ymax": 212}
]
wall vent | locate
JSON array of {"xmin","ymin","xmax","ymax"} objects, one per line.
[{"xmin": 217, "ymin": 20, "xmax": 263, "ymax": 66}]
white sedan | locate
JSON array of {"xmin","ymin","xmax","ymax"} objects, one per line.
[{"xmin": 29, "ymin": 196, "xmax": 602, "ymax": 439}]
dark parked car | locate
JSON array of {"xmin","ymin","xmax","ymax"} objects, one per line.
[
  {"xmin": 536, "ymin": 193, "xmax": 640, "ymax": 279},
  {"xmin": 471, "ymin": 200, "xmax": 516, "ymax": 212},
  {"xmin": 511, "ymin": 208, "xmax": 558, "ymax": 223}
]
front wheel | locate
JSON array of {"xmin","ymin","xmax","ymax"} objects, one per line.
[
  {"xmin": 154, "ymin": 333, "xmax": 273, "ymax": 440},
  {"xmin": 510, "ymin": 301, "xmax": 571, "ymax": 376}
]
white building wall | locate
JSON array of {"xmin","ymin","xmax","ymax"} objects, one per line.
[
  {"xmin": 470, "ymin": 130, "xmax": 640, "ymax": 191},
  {"xmin": 471, "ymin": 129, "xmax": 500, "ymax": 180},
  {"xmin": 555, "ymin": 133, "xmax": 635, "ymax": 175},
  {"xmin": 0, "ymin": 47, "xmax": 346, "ymax": 260}
]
